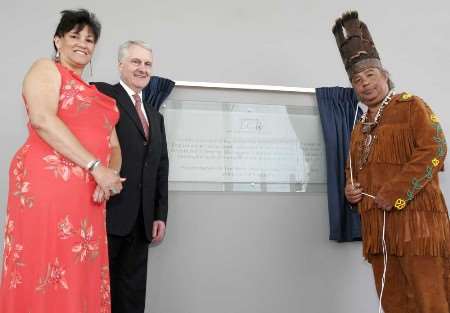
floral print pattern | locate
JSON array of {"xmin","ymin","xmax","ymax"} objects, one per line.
[
  {"xmin": 2, "ymin": 218, "xmax": 25, "ymax": 289},
  {"xmin": 58, "ymin": 216, "xmax": 75, "ymax": 240},
  {"xmin": 43, "ymin": 151, "xmax": 84, "ymax": 182},
  {"xmin": 60, "ymin": 80, "xmax": 88, "ymax": 110},
  {"xmin": 72, "ymin": 219, "xmax": 99, "ymax": 263},
  {"xmin": 2, "ymin": 217, "xmax": 14, "ymax": 276},
  {"xmin": 100, "ymin": 265, "xmax": 111, "ymax": 313},
  {"xmin": 8, "ymin": 243, "xmax": 25, "ymax": 289},
  {"xmin": 12, "ymin": 145, "xmax": 33, "ymax": 209},
  {"xmin": 36, "ymin": 258, "xmax": 69, "ymax": 292}
]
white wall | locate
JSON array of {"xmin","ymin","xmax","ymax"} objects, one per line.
[{"xmin": 1, "ymin": 1, "xmax": 449, "ymax": 312}]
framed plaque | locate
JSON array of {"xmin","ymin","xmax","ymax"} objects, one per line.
[{"xmin": 161, "ymin": 82, "xmax": 325, "ymax": 192}]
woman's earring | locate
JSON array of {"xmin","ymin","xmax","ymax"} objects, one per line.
[
  {"xmin": 55, "ymin": 50, "xmax": 60, "ymax": 61},
  {"xmin": 89, "ymin": 60, "xmax": 93, "ymax": 77}
]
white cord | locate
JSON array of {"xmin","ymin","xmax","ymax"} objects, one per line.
[
  {"xmin": 348, "ymin": 102, "xmax": 360, "ymax": 188},
  {"xmin": 378, "ymin": 211, "xmax": 388, "ymax": 313},
  {"xmin": 348, "ymin": 102, "xmax": 387, "ymax": 313},
  {"xmin": 362, "ymin": 192, "xmax": 375, "ymax": 199}
]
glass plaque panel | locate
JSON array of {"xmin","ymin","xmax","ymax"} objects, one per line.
[{"xmin": 161, "ymin": 84, "xmax": 326, "ymax": 192}]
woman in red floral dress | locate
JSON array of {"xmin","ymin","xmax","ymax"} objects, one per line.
[{"xmin": 0, "ymin": 9, "xmax": 123, "ymax": 313}]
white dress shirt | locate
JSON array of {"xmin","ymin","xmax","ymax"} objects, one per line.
[{"xmin": 119, "ymin": 80, "xmax": 149, "ymax": 123}]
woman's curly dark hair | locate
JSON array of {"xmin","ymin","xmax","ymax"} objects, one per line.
[{"xmin": 53, "ymin": 9, "xmax": 101, "ymax": 51}]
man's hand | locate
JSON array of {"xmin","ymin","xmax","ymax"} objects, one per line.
[
  {"xmin": 152, "ymin": 220, "xmax": 166, "ymax": 243},
  {"xmin": 345, "ymin": 182, "xmax": 363, "ymax": 204},
  {"xmin": 375, "ymin": 195, "xmax": 392, "ymax": 211}
]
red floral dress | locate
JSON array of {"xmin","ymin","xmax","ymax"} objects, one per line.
[{"xmin": 0, "ymin": 62, "xmax": 118, "ymax": 313}]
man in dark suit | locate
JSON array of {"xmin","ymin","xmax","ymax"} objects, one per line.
[{"xmin": 93, "ymin": 40, "xmax": 168, "ymax": 313}]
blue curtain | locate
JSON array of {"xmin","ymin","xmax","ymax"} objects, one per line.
[
  {"xmin": 143, "ymin": 76, "xmax": 175, "ymax": 111},
  {"xmin": 316, "ymin": 87, "xmax": 361, "ymax": 242}
]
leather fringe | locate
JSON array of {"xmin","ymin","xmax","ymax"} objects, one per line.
[
  {"xmin": 361, "ymin": 208, "xmax": 450, "ymax": 258},
  {"xmin": 371, "ymin": 127, "xmax": 414, "ymax": 164}
]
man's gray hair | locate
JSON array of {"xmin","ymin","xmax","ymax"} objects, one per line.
[
  {"xmin": 118, "ymin": 40, "xmax": 152, "ymax": 63},
  {"xmin": 381, "ymin": 69, "xmax": 395, "ymax": 90}
]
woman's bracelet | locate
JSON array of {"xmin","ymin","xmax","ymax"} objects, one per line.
[{"xmin": 87, "ymin": 159, "xmax": 101, "ymax": 172}]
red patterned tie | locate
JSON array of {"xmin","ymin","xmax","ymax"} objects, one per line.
[{"xmin": 132, "ymin": 94, "xmax": 149, "ymax": 139}]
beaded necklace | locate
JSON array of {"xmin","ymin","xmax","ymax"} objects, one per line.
[{"xmin": 357, "ymin": 89, "xmax": 395, "ymax": 169}]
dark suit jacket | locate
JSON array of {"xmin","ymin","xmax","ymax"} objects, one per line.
[{"xmin": 93, "ymin": 82, "xmax": 169, "ymax": 242}]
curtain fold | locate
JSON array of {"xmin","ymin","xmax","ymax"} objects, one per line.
[
  {"xmin": 316, "ymin": 87, "xmax": 361, "ymax": 242},
  {"xmin": 143, "ymin": 76, "xmax": 175, "ymax": 111}
]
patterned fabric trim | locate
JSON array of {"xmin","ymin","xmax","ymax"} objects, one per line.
[{"xmin": 395, "ymin": 113, "xmax": 447, "ymax": 210}]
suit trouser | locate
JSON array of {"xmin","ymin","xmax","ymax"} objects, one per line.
[
  {"xmin": 369, "ymin": 254, "xmax": 449, "ymax": 313},
  {"xmin": 108, "ymin": 209, "xmax": 150, "ymax": 313}
]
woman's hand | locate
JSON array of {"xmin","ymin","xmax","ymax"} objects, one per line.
[
  {"xmin": 91, "ymin": 165, "xmax": 125, "ymax": 203},
  {"xmin": 92, "ymin": 185, "xmax": 109, "ymax": 203}
]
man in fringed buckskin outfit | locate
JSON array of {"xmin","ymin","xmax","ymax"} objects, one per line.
[{"xmin": 335, "ymin": 11, "xmax": 449, "ymax": 313}]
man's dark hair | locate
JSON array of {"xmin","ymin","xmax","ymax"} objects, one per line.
[{"xmin": 53, "ymin": 9, "xmax": 101, "ymax": 51}]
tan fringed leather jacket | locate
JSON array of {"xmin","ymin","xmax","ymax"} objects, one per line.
[{"xmin": 347, "ymin": 92, "xmax": 448, "ymax": 258}]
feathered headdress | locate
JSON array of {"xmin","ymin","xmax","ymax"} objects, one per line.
[{"xmin": 332, "ymin": 11, "xmax": 382, "ymax": 78}]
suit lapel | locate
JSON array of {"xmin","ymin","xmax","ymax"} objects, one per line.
[{"xmin": 113, "ymin": 84, "xmax": 147, "ymax": 139}]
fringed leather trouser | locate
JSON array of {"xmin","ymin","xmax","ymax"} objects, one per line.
[{"xmin": 370, "ymin": 254, "xmax": 450, "ymax": 313}]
